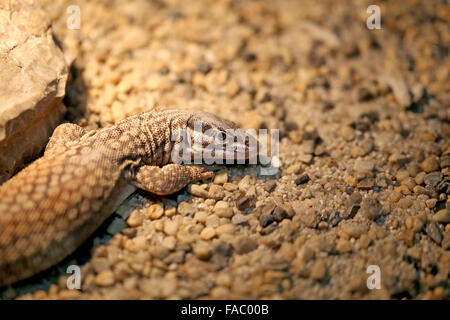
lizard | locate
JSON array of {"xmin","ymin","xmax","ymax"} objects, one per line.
[{"xmin": 0, "ymin": 108, "xmax": 251, "ymax": 287}]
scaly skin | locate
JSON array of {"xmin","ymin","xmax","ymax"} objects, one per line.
[{"xmin": 0, "ymin": 108, "xmax": 249, "ymax": 287}]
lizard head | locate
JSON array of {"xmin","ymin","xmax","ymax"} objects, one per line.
[{"xmin": 169, "ymin": 109, "xmax": 257, "ymax": 165}]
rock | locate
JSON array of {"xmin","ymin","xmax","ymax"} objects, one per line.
[
  {"xmin": 344, "ymin": 175, "xmax": 358, "ymax": 188},
  {"xmin": 214, "ymin": 201, "xmax": 234, "ymax": 218},
  {"xmin": 213, "ymin": 242, "xmax": 232, "ymax": 256},
  {"xmin": 213, "ymin": 171, "xmax": 228, "ymax": 184},
  {"xmin": 298, "ymin": 153, "xmax": 313, "ymax": 164},
  {"xmin": 398, "ymin": 197, "xmax": 413, "ymax": 209},
  {"xmin": 341, "ymin": 222, "xmax": 366, "ymax": 239},
  {"xmin": 197, "ymin": 62, "xmax": 212, "ymax": 74},
  {"xmin": 0, "ymin": 0, "xmax": 70, "ymax": 183},
  {"xmin": 357, "ymin": 178, "xmax": 375, "ymax": 190},
  {"xmin": 426, "ymin": 222, "xmax": 442, "ymax": 244},
  {"xmin": 95, "ymin": 270, "xmax": 115, "ymax": 287},
  {"xmin": 232, "ymin": 236, "xmax": 258, "ymax": 254},
  {"xmin": 261, "ymin": 224, "xmax": 278, "ymax": 235},
  {"xmin": 318, "ymin": 221, "xmax": 329, "ymax": 230},
  {"xmin": 163, "ymin": 220, "xmax": 179, "ymax": 236},
  {"xmin": 423, "ymin": 172, "xmax": 443, "ymax": 188},
  {"xmin": 150, "ymin": 246, "xmax": 170, "ymax": 260},
  {"xmin": 375, "ymin": 174, "xmax": 390, "ymax": 187},
  {"xmin": 354, "ymin": 160, "xmax": 375, "ymax": 173},
  {"xmin": 351, "ymin": 139, "xmax": 374, "ymax": 157},
  {"xmin": 189, "ymin": 184, "xmax": 209, "ymax": 198},
  {"xmin": 310, "ymin": 260, "xmax": 327, "ymax": 281},
  {"xmin": 286, "ymin": 163, "xmax": 302, "ymax": 175},
  {"xmin": 259, "ymin": 214, "xmax": 274, "ymax": 227},
  {"xmin": 121, "ymin": 228, "xmax": 137, "ymax": 238},
  {"xmin": 148, "ymin": 203, "xmax": 164, "ymax": 219},
  {"xmin": 264, "ymin": 180, "xmax": 277, "ymax": 192},
  {"xmin": 388, "ymin": 191, "xmax": 402, "ymax": 203},
  {"xmin": 425, "ymin": 199, "xmax": 437, "ymax": 209},
  {"xmin": 442, "ymin": 231, "xmax": 450, "ymax": 250},
  {"xmin": 223, "ymin": 183, "xmax": 238, "ymax": 191},
  {"xmin": 177, "ymin": 202, "xmax": 195, "ymax": 216},
  {"xmin": 288, "ymin": 130, "xmax": 303, "ymax": 144},
  {"xmin": 328, "ymin": 211, "xmax": 342, "ymax": 227},
  {"xmin": 440, "ymin": 155, "xmax": 450, "ymax": 168},
  {"xmin": 341, "ymin": 126, "xmax": 355, "ymax": 142},
  {"xmin": 200, "ymin": 227, "xmax": 216, "ymax": 240},
  {"xmin": 421, "ymin": 157, "xmax": 440, "ymax": 173},
  {"xmin": 300, "ymin": 140, "xmax": 315, "ymax": 154},
  {"xmin": 238, "ymin": 175, "xmax": 255, "ymax": 191},
  {"xmin": 162, "ymin": 236, "xmax": 177, "ymax": 251},
  {"xmin": 432, "ymin": 210, "xmax": 450, "ymax": 224},
  {"xmin": 231, "ymin": 213, "xmax": 248, "ymax": 225},
  {"xmin": 414, "ymin": 171, "xmax": 426, "ymax": 185},
  {"xmin": 127, "ymin": 210, "xmax": 144, "ymax": 227},
  {"xmin": 360, "ymin": 197, "xmax": 382, "ymax": 220},
  {"xmin": 208, "ymin": 184, "xmax": 225, "ymax": 200},
  {"xmin": 343, "ymin": 192, "xmax": 362, "ymax": 219},
  {"xmin": 91, "ymin": 257, "xmax": 111, "ymax": 273},
  {"xmin": 405, "ymin": 215, "xmax": 425, "ymax": 233},
  {"xmin": 396, "ymin": 169, "xmax": 410, "ymax": 182},
  {"xmin": 237, "ymin": 196, "xmax": 253, "ymax": 211},
  {"xmin": 194, "ymin": 242, "xmax": 213, "ymax": 260},
  {"xmin": 385, "ymin": 75, "xmax": 412, "ymax": 108},
  {"xmin": 295, "ymin": 174, "xmax": 310, "ymax": 185},
  {"xmin": 359, "ymin": 235, "xmax": 371, "ymax": 249},
  {"xmin": 356, "ymin": 87, "xmax": 373, "ymax": 101},
  {"xmin": 206, "ymin": 215, "xmax": 220, "ymax": 228},
  {"xmin": 336, "ymin": 239, "xmax": 352, "ymax": 253},
  {"xmin": 260, "ymin": 202, "xmax": 276, "ymax": 216},
  {"xmin": 272, "ymin": 206, "xmax": 288, "ymax": 222}
]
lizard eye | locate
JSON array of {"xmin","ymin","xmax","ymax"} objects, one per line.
[{"xmin": 218, "ymin": 132, "xmax": 226, "ymax": 141}]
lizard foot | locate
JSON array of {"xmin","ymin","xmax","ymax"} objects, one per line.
[{"xmin": 133, "ymin": 164, "xmax": 214, "ymax": 195}]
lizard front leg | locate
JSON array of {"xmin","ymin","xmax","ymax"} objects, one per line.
[{"xmin": 133, "ymin": 164, "xmax": 214, "ymax": 195}]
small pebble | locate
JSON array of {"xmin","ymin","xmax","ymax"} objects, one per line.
[
  {"xmin": 432, "ymin": 209, "xmax": 450, "ymax": 224},
  {"xmin": 200, "ymin": 227, "xmax": 217, "ymax": 240},
  {"xmin": 194, "ymin": 242, "xmax": 213, "ymax": 260},
  {"xmin": 421, "ymin": 156, "xmax": 440, "ymax": 173},
  {"xmin": 208, "ymin": 184, "xmax": 225, "ymax": 200},
  {"xmin": 189, "ymin": 184, "xmax": 209, "ymax": 198},
  {"xmin": 310, "ymin": 260, "xmax": 327, "ymax": 281},
  {"xmin": 232, "ymin": 213, "xmax": 248, "ymax": 225},
  {"xmin": 127, "ymin": 210, "xmax": 144, "ymax": 227},
  {"xmin": 360, "ymin": 197, "xmax": 382, "ymax": 220},
  {"xmin": 232, "ymin": 236, "xmax": 258, "ymax": 254},
  {"xmin": 295, "ymin": 174, "xmax": 310, "ymax": 185},
  {"xmin": 213, "ymin": 171, "xmax": 228, "ymax": 184},
  {"xmin": 95, "ymin": 270, "xmax": 115, "ymax": 287},
  {"xmin": 341, "ymin": 126, "xmax": 355, "ymax": 141},
  {"xmin": 148, "ymin": 203, "xmax": 164, "ymax": 219},
  {"xmin": 426, "ymin": 222, "xmax": 442, "ymax": 244}
]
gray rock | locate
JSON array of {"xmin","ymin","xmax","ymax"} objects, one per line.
[
  {"xmin": 426, "ymin": 222, "xmax": 442, "ymax": 245},
  {"xmin": 424, "ymin": 172, "xmax": 443, "ymax": 188}
]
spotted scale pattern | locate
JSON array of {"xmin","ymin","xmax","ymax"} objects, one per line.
[{"xmin": 0, "ymin": 108, "xmax": 249, "ymax": 286}]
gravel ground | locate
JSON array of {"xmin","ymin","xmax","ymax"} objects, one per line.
[{"xmin": 2, "ymin": 0, "xmax": 449, "ymax": 299}]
